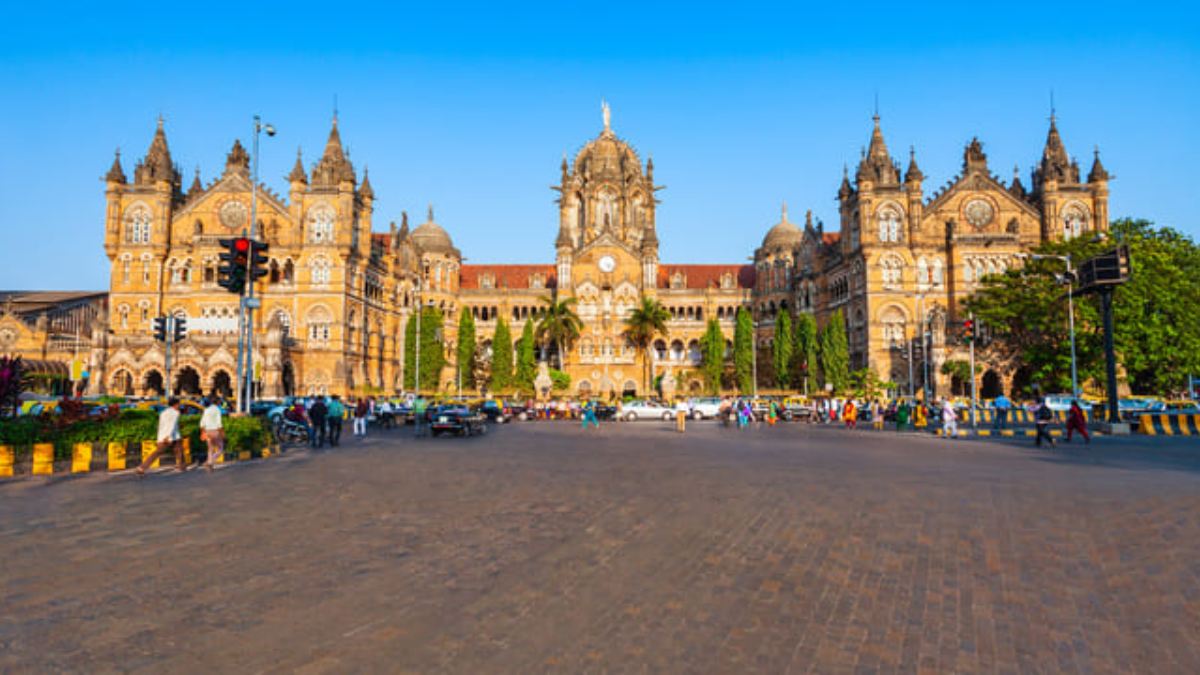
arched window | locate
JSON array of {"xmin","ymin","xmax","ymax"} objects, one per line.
[
  {"xmin": 308, "ymin": 205, "xmax": 335, "ymax": 243},
  {"xmin": 124, "ymin": 204, "xmax": 152, "ymax": 244},
  {"xmin": 1062, "ymin": 204, "xmax": 1089, "ymax": 240},
  {"xmin": 120, "ymin": 256, "xmax": 131, "ymax": 284},
  {"xmin": 916, "ymin": 257, "xmax": 929, "ymax": 286},
  {"xmin": 932, "ymin": 258, "xmax": 945, "ymax": 286},
  {"xmin": 306, "ymin": 306, "xmax": 332, "ymax": 343},
  {"xmin": 311, "ymin": 257, "xmax": 331, "ymax": 286},
  {"xmin": 118, "ymin": 304, "xmax": 130, "ymax": 329},
  {"xmin": 878, "ymin": 206, "xmax": 902, "ymax": 243},
  {"xmin": 880, "ymin": 254, "xmax": 903, "ymax": 290},
  {"xmin": 880, "ymin": 306, "xmax": 907, "ymax": 348}
]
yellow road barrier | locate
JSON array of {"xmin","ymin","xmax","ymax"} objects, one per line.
[
  {"xmin": 72, "ymin": 443, "xmax": 92, "ymax": 473},
  {"xmin": 108, "ymin": 442, "xmax": 125, "ymax": 471},
  {"xmin": 0, "ymin": 445, "xmax": 13, "ymax": 477},
  {"xmin": 33, "ymin": 443, "xmax": 54, "ymax": 475}
]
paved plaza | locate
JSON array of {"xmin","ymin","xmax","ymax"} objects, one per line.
[{"xmin": 2, "ymin": 422, "xmax": 1200, "ymax": 673}]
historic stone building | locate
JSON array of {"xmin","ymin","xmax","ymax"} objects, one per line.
[
  {"xmin": 70, "ymin": 106, "xmax": 1110, "ymax": 399},
  {"xmin": 755, "ymin": 113, "xmax": 1111, "ymax": 397}
]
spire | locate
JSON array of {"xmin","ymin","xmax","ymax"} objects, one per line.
[
  {"xmin": 288, "ymin": 147, "xmax": 308, "ymax": 184},
  {"xmin": 188, "ymin": 166, "xmax": 203, "ymax": 196},
  {"xmin": 311, "ymin": 113, "xmax": 355, "ymax": 186},
  {"xmin": 1009, "ymin": 164, "xmax": 1027, "ymax": 199},
  {"xmin": 427, "ymin": 203, "xmax": 435, "ymax": 223},
  {"xmin": 856, "ymin": 115, "xmax": 899, "ymax": 186},
  {"xmin": 838, "ymin": 163, "xmax": 853, "ymax": 200},
  {"xmin": 224, "ymin": 139, "xmax": 250, "ymax": 174},
  {"xmin": 105, "ymin": 149, "xmax": 126, "ymax": 184},
  {"xmin": 399, "ymin": 211, "xmax": 410, "ymax": 238},
  {"xmin": 905, "ymin": 146, "xmax": 924, "ymax": 183},
  {"xmin": 1036, "ymin": 114, "xmax": 1072, "ymax": 187},
  {"xmin": 135, "ymin": 116, "xmax": 176, "ymax": 185},
  {"xmin": 646, "ymin": 155, "xmax": 654, "ymax": 181},
  {"xmin": 359, "ymin": 166, "xmax": 374, "ymax": 200},
  {"xmin": 804, "ymin": 209, "xmax": 814, "ymax": 231},
  {"xmin": 1088, "ymin": 146, "xmax": 1110, "ymax": 182},
  {"xmin": 560, "ymin": 152, "xmax": 569, "ymax": 180}
]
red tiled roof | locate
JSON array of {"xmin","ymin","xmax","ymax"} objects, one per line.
[
  {"xmin": 460, "ymin": 264, "xmax": 558, "ymax": 290},
  {"xmin": 822, "ymin": 232, "xmax": 841, "ymax": 245},
  {"xmin": 657, "ymin": 264, "xmax": 755, "ymax": 290}
]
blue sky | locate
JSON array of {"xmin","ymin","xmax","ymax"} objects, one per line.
[{"xmin": 1, "ymin": 2, "xmax": 1196, "ymax": 290}]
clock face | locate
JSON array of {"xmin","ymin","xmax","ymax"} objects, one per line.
[
  {"xmin": 0, "ymin": 328, "xmax": 15, "ymax": 347},
  {"xmin": 964, "ymin": 199, "xmax": 994, "ymax": 228},
  {"xmin": 598, "ymin": 255, "xmax": 616, "ymax": 273},
  {"xmin": 219, "ymin": 201, "xmax": 249, "ymax": 230}
]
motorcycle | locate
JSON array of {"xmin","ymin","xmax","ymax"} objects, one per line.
[{"xmin": 273, "ymin": 418, "xmax": 311, "ymax": 445}]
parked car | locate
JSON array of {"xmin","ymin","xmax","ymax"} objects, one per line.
[
  {"xmin": 429, "ymin": 405, "xmax": 487, "ymax": 437},
  {"xmin": 622, "ymin": 400, "xmax": 673, "ymax": 421},
  {"xmin": 689, "ymin": 397, "xmax": 723, "ymax": 420},
  {"xmin": 477, "ymin": 399, "xmax": 510, "ymax": 423},
  {"xmin": 1164, "ymin": 400, "xmax": 1200, "ymax": 413}
]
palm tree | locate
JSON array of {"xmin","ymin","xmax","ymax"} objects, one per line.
[
  {"xmin": 535, "ymin": 295, "xmax": 583, "ymax": 370},
  {"xmin": 623, "ymin": 296, "xmax": 671, "ymax": 395}
]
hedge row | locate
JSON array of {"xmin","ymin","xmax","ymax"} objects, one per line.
[{"xmin": 0, "ymin": 409, "xmax": 271, "ymax": 460}]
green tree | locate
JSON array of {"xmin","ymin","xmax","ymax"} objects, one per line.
[
  {"xmin": 455, "ymin": 309, "xmax": 477, "ymax": 390},
  {"xmin": 792, "ymin": 312, "xmax": 818, "ymax": 395},
  {"xmin": 404, "ymin": 306, "xmax": 445, "ymax": 392},
  {"xmin": 489, "ymin": 316, "xmax": 513, "ymax": 392},
  {"xmin": 515, "ymin": 319, "xmax": 537, "ymax": 394},
  {"xmin": 699, "ymin": 318, "xmax": 726, "ymax": 395},
  {"xmin": 535, "ymin": 295, "xmax": 583, "ymax": 370},
  {"xmin": 549, "ymin": 369, "xmax": 571, "ymax": 392},
  {"xmin": 940, "ymin": 360, "xmax": 971, "ymax": 396},
  {"xmin": 850, "ymin": 367, "xmax": 884, "ymax": 400},
  {"xmin": 818, "ymin": 309, "xmax": 850, "ymax": 393},
  {"xmin": 623, "ymin": 296, "xmax": 671, "ymax": 394},
  {"xmin": 772, "ymin": 310, "xmax": 793, "ymax": 389},
  {"xmin": 966, "ymin": 218, "xmax": 1200, "ymax": 395},
  {"xmin": 733, "ymin": 307, "xmax": 754, "ymax": 393}
]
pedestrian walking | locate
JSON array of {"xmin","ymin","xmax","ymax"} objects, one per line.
[
  {"xmin": 913, "ymin": 402, "xmax": 927, "ymax": 429},
  {"xmin": 895, "ymin": 400, "xmax": 910, "ymax": 432},
  {"xmin": 766, "ymin": 400, "xmax": 778, "ymax": 426},
  {"xmin": 353, "ymin": 398, "xmax": 369, "ymax": 438},
  {"xmin": 413, "ymin": 395, "xmax": 428, "ymax": 437},
  {"xmin": 137, "ymin": 398, "xmax": 186, "ymax": 475},
  {"xmin": 309, "ymin": 396, "xmax": 328, "ymax": 448},
  {"xmin": 1065, "ymin": 400, "xmax": 1090, "ymax": 444},
  {"xmin": 199, "ymin": 396, "xmax": 225, "ymax": 471},
  {"xmin": 871, "ymin": 400, "xmax": 884, "ymax": 431},
  {"xmin": 843, "ymin": 400, "xmax": 858, "ymax": 429},
  {"xmin": 675, "ymin": 398, "xmax": 688, "ymax": 433},
  {"xmin": 992, "ymin": 393, "xmax": 1011, "ymax": 430},
  {"xmin": 581, "ymin": 399, "xmax": 599, "ymax": 430},
  {"xmin": 1034, "ymin": 397, "xmax": 1057, "ymax": 447},
  {"xmin": 718, "ymin": 397, "xmax": 731, "ymax": 428},
  {"xmin": 326, "ymin": 395, "xmax": 345, "ymax": 446},
  {"xmin": 378, "ymin": 399, "xmax": 394, "ymax": 429},
  {"xmin": 940, "ymin": 399, "xmax": 958, "ymax": 438}
]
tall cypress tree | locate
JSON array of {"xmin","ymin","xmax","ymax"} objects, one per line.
[
  {"xmin": 419, "ymin": 307, "xmax": 446, "ymax": 393},
  {"xmin": 792, "ymin": 312, "xmax": 818, "ymax": 395},
  {"xmin": 733, "ymin": 307, "xmax": 754, "ymax": 394},
  {"xmin": 772, "ymin": 310, "xmax": 793, "ymax": 389},
  {"xmin": 699, "ymin": 318, "xmax": 725, "ymax": 395},
  {"xmin": 489, "ymin": 316, "xmax": 513, "ymax": 392},
  {"xmin": 515, "ymin": 319, "xmax": 537, "ymax": 394},
  {"xmin": 455, "ymin": 309, "xmax": 476, "ymax": 389},
  {"xmin": 403, "ymin": 313, "xmax": 417, "ymax": 390},
  {"xmin": 818, "ymin": 308, "xmax": 850, "ymax": 394}
]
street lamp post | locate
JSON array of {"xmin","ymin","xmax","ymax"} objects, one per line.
[
  {"xmin": 1031, "ymin": 254, "xmax": 1078, "ymax": 399},
  {"xmin": 414, "ymin": 280, "xmax": 422, "ymax": 396},
  {"xmin": 751, "ymin": 314, "xmax": 758, "ymax": 398},
  {"xmin": 240, "ymin": 114, "xmax": 274, "ymax": 414}
]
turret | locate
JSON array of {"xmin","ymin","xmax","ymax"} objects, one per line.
[
  {"xmin": 105, "ymin": 149, "xmax": 126, "ymax": 185},
  {"xmin": 224, "ymin": 139, "xmax": 250, "ymax": 176},
  {"xmin": 905, "ymin": 147, "xmax": 924, "ymax": 236}
]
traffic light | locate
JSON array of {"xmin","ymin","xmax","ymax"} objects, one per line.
[
  {"xmin": 249, "ymin": 240, "xmax": 270, "ymax": 282},
  {"xmin": 172, "ymin": 316, "xmax": 188, "ymax": 343},
  {"xmin": 964, "ymin": 318, "xmax": 976, "ymax": 344},
  {"xmin": 152, "ymin": 316, "xmax": 167, "ymax": 342},
  {"xmin": 218, "ymin": 237, "xmax": 251, "ymax": 294}
]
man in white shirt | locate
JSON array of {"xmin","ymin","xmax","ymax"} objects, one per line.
[
  {"xmin": 675, "ymin": 398, "xmax": 688, "ymax": 433},
  {"xmin": 199, "ymin": 396, "xmax": 225, "ymax": 471},
  {"xmin": 137, "ymin": 398, "xmax": 185, "ymax": 475}
]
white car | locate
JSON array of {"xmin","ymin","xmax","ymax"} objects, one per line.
[
  {"xmin": 689, "ymin": 397, "xmax": 723, "ymax": 420},
  {"xmin": 622, "ymin": 400, "xmax": 673, "ymax": 421}
]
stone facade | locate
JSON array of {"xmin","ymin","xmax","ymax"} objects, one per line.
[{"xmin": 84, "ymin": 108, "xmax": 1109, "ymax": 399}]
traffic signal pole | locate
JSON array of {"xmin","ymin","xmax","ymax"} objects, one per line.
[
  {"xmin": 968, "ymin": 313, "xmax": 977, "ymax": 429},
  {"xmin": 164, "ymin": 317, "xmax": 174, "ymax": 398}
]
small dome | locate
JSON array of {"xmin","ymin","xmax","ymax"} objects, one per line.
[
  {"xmin": 410, "ymin": 206, "xmax": 458, "ymax": 255},
  {"xmin": 760, "ymin": 203, "xmax": 802, "ymax": 250}
]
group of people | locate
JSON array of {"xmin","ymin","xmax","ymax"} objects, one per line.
[
  {"xmin": 283, "ymin": 395, "xmax": 374, "ymax": 448},
  {"xmin": 136, "ymin": 396, "xmax": 228, "ymax": 475},
  {"xmin": 716, "ymin": 398, "xmax": 784, "ymax": 430}
]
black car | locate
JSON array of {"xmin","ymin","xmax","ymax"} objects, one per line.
[
  {"xmin": 429, "ymin": 405, "xmax": 487, "ymax": 437},
  {"xmin": 477, "ymin": 400, "xmax": 509, "ymax": 423}
]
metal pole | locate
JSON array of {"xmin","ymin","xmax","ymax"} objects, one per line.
[
  {"xmin": 164, "ymin": 316, "xmax": 173, "ymax": 398},
  {"xmin": 414, "ymin": 282, "xmax": 421, "ymax": 395},
  {"xmin": 234, "ymin": 287, "xmax": 245, "ymax": 407},
  {"xmin": 907, "ymin": 334, "xmax": 914, "ymax": 398},
  {"xmin": 1101, "ymin": 288, "xmax": 1119, "ymax": 424},
  {"xmin": 1067, "ymin": 276, "xmax": 1079, "ymax": 400},
  {"xmin": 242, "ymin": 116, "xmax": 262, "ymax": 415},
  {"xmin": 751, "ymin": 318, "xmax": 758, "ymax": 398},
  {"xmin": 969, "ymin": 313, "xmax": 977, "ymax": 429}
]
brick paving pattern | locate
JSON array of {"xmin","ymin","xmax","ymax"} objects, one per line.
[{"xmin": 2, "ymin": 423, "xmax": 1199, "ymax": 673}]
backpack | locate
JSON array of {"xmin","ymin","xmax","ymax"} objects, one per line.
[{"xmin": 1037, "ymin": 404, "xmax": 1053, "ymax": 421}]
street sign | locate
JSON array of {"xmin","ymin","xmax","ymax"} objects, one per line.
[{"xmin": 243, "ymin": 297, "xmax": 262, "ymax": 309}]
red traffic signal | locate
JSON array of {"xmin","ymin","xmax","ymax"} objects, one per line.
[{"xmin": 234, "ymin": 237, "xmax": 251, "ymax": 253}]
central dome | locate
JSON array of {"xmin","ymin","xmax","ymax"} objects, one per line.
[
  {"xmin": 410, "ymin": 207, "xmax": 458, "ymax": 255},
  {"xmin": 760, "ymin": 204, "xmax": 802, "ymax": 250}
]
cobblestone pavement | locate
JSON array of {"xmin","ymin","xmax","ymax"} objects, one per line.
[{"xmin": 3, "ymin": 422, "xmax": 1200, "ymax": 673}]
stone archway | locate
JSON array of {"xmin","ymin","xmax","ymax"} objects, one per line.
[
  {"xmin": 1011, "ymin": 365, "xmax": 1035, "ymax": 398},
  {"xmin": 143, "ymin": 370, "xmax": 164, "ymax": 397},
  {"xmin": 981, "ymin": 370, "xmax": 1003, "ymax": 399},
  {"xmin": 175, "ymin": 366, "xmax": 202, "ymax": 397},
  {"xmin": 211, "ymin": 370, "xmax": 233, "ymax": 399},
  {"xmin": 110, "ymin": 369, "xmax": 134, "ymax": 396}
]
